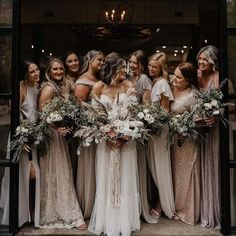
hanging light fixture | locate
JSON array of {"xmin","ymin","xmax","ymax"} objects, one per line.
[{"xmin": 101, "ymin": 0, "xmax": 132, "ymax": 24}]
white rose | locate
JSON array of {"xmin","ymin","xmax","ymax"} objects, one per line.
[
  {"xmin": 211, "ymin": 99, "xmax": 218, "ymax": 107},
  {"xmin": 204, "ymin": 103, "xmax": 212, "ymax": 110},
  {"xmin": 21, "ymin": 127, "xmax": 29, "ymax": 133},
  {"xmin": 143, "ymin": 109, "xmax": 149, "ymax": 114}
]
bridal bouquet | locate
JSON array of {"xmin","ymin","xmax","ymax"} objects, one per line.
[
  {"xmin": 40, "ymin": 96, "xmax": 87, "ymax": 130},
  {"xmin": 129, "ymin": 102, "xmax": 170, "ymax": 136},
  {"xmin": 10, "ymin": 120, "xmax": 50, "ymax": 162},
  {"xmin": 74, "ymin": 95, "xmax": 148, "ymax": 152},
  {"xmin": 168, "ymin": 111, "xmax": 199, "ymax": 146}
]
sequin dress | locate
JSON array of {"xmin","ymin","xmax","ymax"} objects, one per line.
[{"xmin": 170, "ymin": 90, "xmax": 200, "ymax": 225}]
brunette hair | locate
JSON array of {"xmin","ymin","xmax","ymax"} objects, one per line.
[{"xmin": 177, "ymin": 62, "xmax": 198, "ymax": 87}]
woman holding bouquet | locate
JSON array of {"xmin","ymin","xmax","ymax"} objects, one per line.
[
  {"xmin": 18, "ymin": 61, "xmax": 41, "ymax": 227},
  {"xmin": 147, "ymin": 52, "xmax": 175, "ymax": 219},
  {"xmin": 128, "ymin": 50, "xmax": 157, "ymax": 224},
  {"xmin": 39, "ymin": 58, "xmax": 86, "ymax": 229},
  {"xmin": 88, "ymin": 52, "xmax": 141, "ymax": 236},
  {"xmin": 170, "ymin": 62, "xmax": 200, "ymax": 225},
  {"xmin": 197, "ymin": 45, "xmax": 221, "ymax": 229},
  {"xmin": 74, "ymin": 50, "xmax": 104, "ymax": 220}
]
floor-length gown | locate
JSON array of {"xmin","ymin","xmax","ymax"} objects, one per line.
[
  {"xmin": 0, "ymin": 85, "xmax": 40, "ymax": 227},
  {"xmin": 147, "ymin": 77, "xmax": 175, "ymax": 219},
  {"xmin": 39, "ymin": 82, "xmax": 85, "ymax": 228},
  {"xmin": 134, "ymin": 74, "xmax": 158, "ymax": 223},
  {"xmin": 75, "ymin": 78, "xmax": 97, "ymax": 219},
  {"xmin": 19, "ymin": 85, "xmax": 40, "ymax": 227},
  {"xmin": 200, "ymin": 120, "xmax": 221, "ymax": 229},
  {"xmin": 88, "ymin": 93, "xmax": 141, "ymax": 236},
  {"xmin": 170, "ymin": 91, "xmax": 200, "ymax": 225}
]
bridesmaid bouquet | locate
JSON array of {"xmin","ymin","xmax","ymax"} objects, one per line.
[
  {"xmin": 168, "ymin": 111, "xmax": 199, "ymax": 146},
  {"xmin": 129, "ymin": 102, "xmax": 170, "ymax": 136},
  {"xmin": 40, "ymin": 96, "xmax": 87, "ymax": 130},
  {"xmin": 10, "ymin": 120, "xmax": 50, "ymax": 162},
  {"xmin": 192, "ymin": 80, "xmax": 231, "ymax": 127}
]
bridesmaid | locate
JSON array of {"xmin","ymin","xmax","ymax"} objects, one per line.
[
  {"xmin": 171, "ymin": 62, "xmax": 200, "ymax": 225},
  {"xmin": 147, "ymin": 52, "xmax": 175, "ymax": 219},
  {"xmin": 14, "ymin": 61, "xmax": 41, "ymax": 227},
  {"xmin": 197, "ymin": 45, "xmax": 221, "ymax": 229},
  {"xmin": 62, "ymin": 50, "xmax": 80, "ymax": 98},
  {"xmin": 74, "ymin": 50, "xmax": 104, "ymax": 220},
  {"xmin": 39, "ymin": 58, "xmax": 86, "ymax": 229},
  {"xmin": 128, "ymin": 50, "xmax": 157, "ymax": 224}
]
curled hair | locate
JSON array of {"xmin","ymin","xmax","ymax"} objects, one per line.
[
  {"xmin": 197, "ymin": 45, "xmax": 218, "ymax": 71},
  {"xmin": 177, "ymin": 62, "xmax": 198, "ymax": 87},
  {"xmin": 101, "ymin": 52, "xmax": 125, "ymax": 85},
  {"xmin": 79, "ymin": 50, "xmax": 104, "ymax": 76},
  {"xmin": 148, "ymin": 52, "xmax": 168, "ymax": 79},
  {"xmin": 45, "ymin": 57, "xmax": 66, "ymax": 85},
  {"xmin": 128, "ymin": 50, "xmax": 145, "ymax": 74}
]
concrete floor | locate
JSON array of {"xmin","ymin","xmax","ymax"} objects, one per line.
[{"xmin": 17, "ymin": 217, "xmax": 222, "ymax": 236}]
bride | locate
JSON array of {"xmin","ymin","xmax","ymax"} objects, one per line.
[{"xmin": 88, "ymin": 52, "xmax": 141, "ymax": 236}]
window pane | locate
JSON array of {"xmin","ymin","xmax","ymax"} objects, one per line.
[
  {"xmin": 0, "ymin": 35, "xmax": 12, "ymax": 93},
  {"xmin": 227, "ymin": 0, "xmax": 236, "ymax": 27},
  {"xmin": 0, "ymin": 0, "xmax": 12, "ymax": 28},
  {"xmin": 0, "ymin": 98, "xmax": 10, "ymax": 160},
  {"xmin": 0, "ymin": 166, "xmax": 10, "ymax": 226},
  {"xmin": 228, "ymin": 35, "xmax": 236, "ymax": 123}
]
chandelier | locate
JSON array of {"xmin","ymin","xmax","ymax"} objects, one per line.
[{"xmin": 101, "ymin": 0, "xmax": 132, "ymax": 24}]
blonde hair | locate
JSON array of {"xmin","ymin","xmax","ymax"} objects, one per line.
[
  {"xmin": 80, "ymin": 50, "xmax": 104, "ymax": 76},
  {"xmin": 45, "ymin": 57, "xmax": 66, "ymax": 85},
  {"xmin": 128, "ymin": 50, "xmax": 145, "ymax": 74},
  {"xmin": 148, "ymin": 52, "xmax": 168, "ymax": 79},
  {"xmin": 197, "ymin": 45, "xmax": 218, "ymax": 72}
]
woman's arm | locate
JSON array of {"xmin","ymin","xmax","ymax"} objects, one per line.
[
  {"xmin": 38, "ymin": 85, "xmax": 54, "ymax": 110},
  {"xmin": 142, "ymin": 89, "xmax": 151, "ymax": 105},
  {"xmin": 160, "ymin": 93, "xmax": 170, "ymax": 112},
  {"xmin": 74, "ymin": 84, "xmax": 91, "ymax": 102}
]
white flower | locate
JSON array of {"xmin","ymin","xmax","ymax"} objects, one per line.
[
  {"xmin": 213, "ymin": 110, "xmax": 220, "ymax": 115},
  {"xmin": 21, "ymin": 127, "xmax": 29, "ymax": 133},
  {"xmin": 137, "ymin": 112, "xmax": 145, "ymax": 119},
  {"xmin": 211, "ymin": 99, "xmax": 218, "ymax": 107},
  {"xmin": 143, "ymin": 109, "xmax": 149, "ymax": 114},
  {"xmin": 204, "ymin": 103, "xmax": 212, "ymax": 110}
]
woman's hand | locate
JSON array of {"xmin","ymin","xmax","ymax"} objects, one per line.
[
  {"xmin": 23, "ymin": 144, "xmax": 31, "ymax": 152},
  {"xmin": 204, "ymin": 116, "xmax": 215, "ymax": 126},
  {"xmin": 57, "ymin": 127, "xmax": 72, "ymax": 136}
]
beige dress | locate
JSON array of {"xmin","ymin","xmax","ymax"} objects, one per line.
[
  {"xmin": 170, "ymin": 91, "xmax": 200, "ymax": 225},
  {"xmin": 134, "ymin": 74, "xmax": 158, "ymax": 223},
  {"xmin": 39, "ymin": 82, "xmax": 85, "ymax": 228},
  {"xmin": 75, "ymin": 78, "xmax": 96, "ymax": 219},
  {"xmin": 147, "ymin": 78, "xmax": 175, "ymax": 219}
]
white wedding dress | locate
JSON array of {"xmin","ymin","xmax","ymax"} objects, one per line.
[{"xmin": 88, "ymin": 93, "xmax": 141, "ymax": 236}]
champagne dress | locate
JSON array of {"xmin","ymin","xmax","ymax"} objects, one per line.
[
  {"xmin": 39, "ymin": 82, "xmax": 85, "ymax": 228},
  {"xmin": 170, "ymin": 90, "xmax": 200, "ymax": 225}
]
